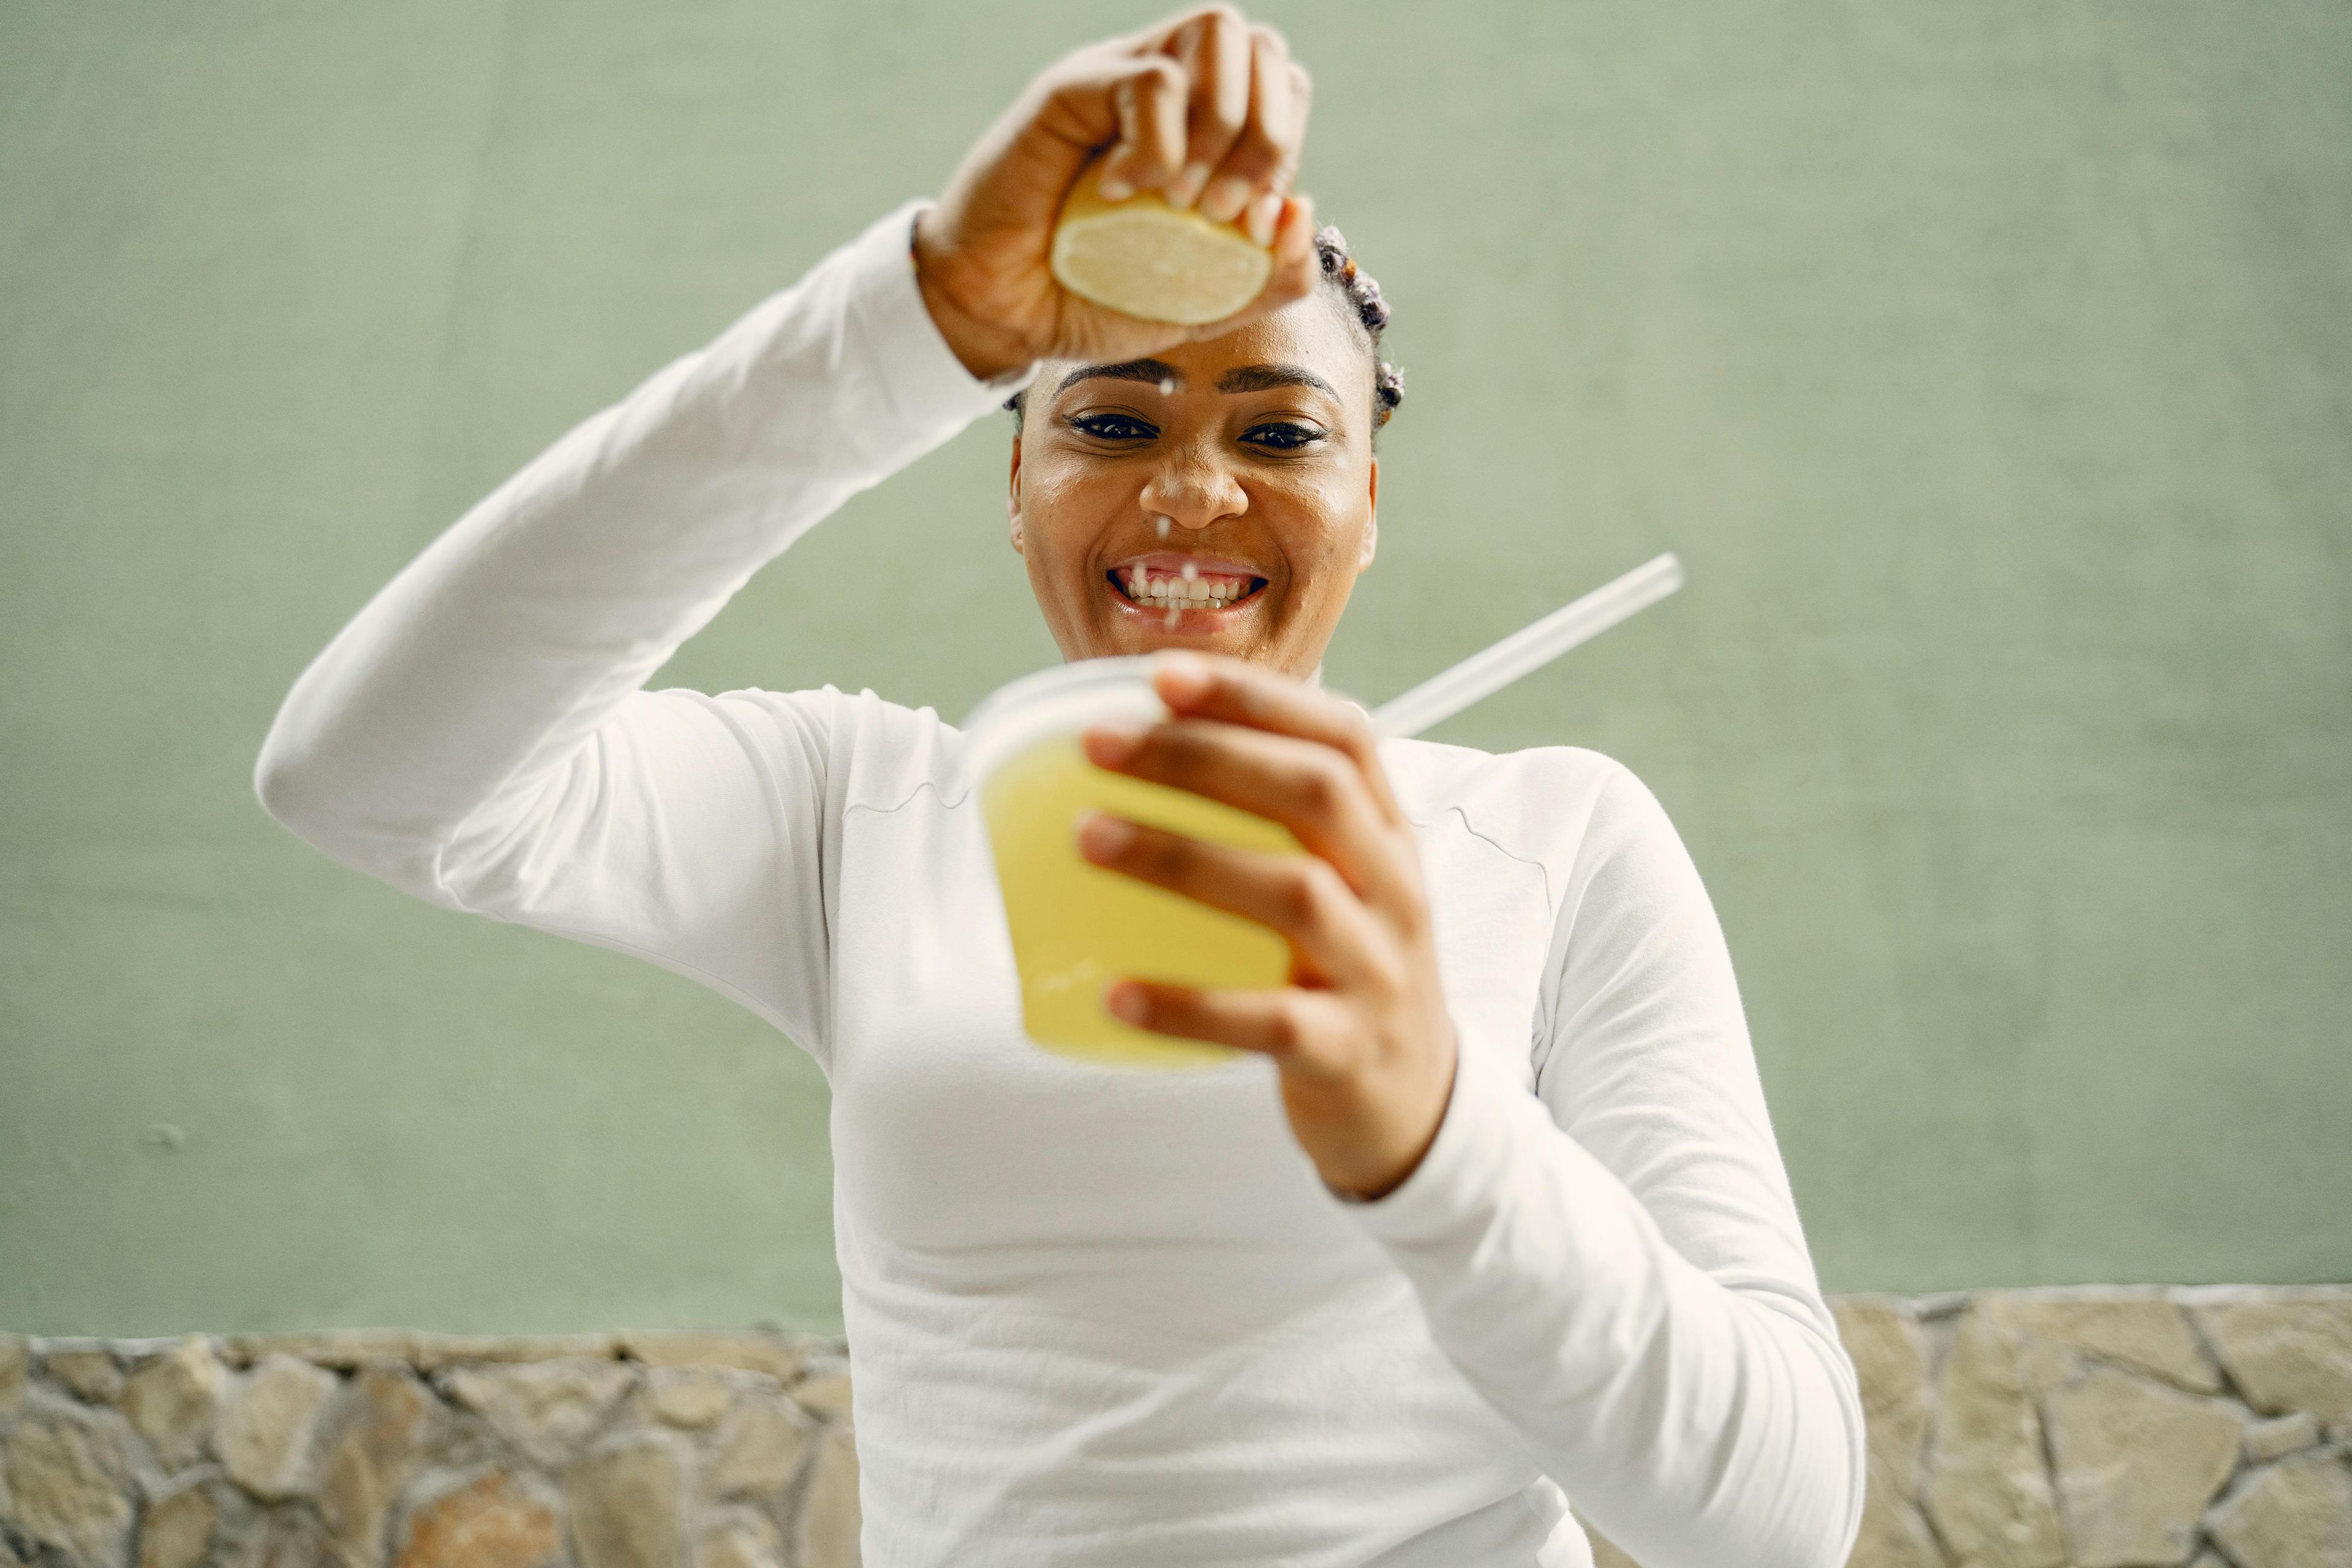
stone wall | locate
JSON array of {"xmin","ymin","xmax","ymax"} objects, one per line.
[{"xmin": 3, "ymin": 1287, "xmax": 2346, "ymax": 1568}]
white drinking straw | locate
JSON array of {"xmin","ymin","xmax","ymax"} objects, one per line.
[{"xmin": 1369, "ymin": 552, "xmax": 1684, "ymax": 739}]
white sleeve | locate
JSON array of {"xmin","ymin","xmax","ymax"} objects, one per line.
[
  {"xmin": 1336, "ymin": 761, "xmax": 1867, "ymax": 1568},
  {"xmin": 252, "ymin": 199, "xmax": 1036, "ymax": 1063}
]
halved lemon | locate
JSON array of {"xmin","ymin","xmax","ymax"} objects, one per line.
[{"xmin": 1049, "ymin": 154, "xmax": 1274, "ymax": 326}]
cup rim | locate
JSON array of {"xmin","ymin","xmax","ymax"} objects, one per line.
[{"xmin": 963, "ymin": 656, "xmax": 1171, "ymax": 786}]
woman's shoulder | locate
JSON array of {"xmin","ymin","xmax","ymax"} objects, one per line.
[{"xmin": 1378, "ymin": 734, "xmax": 1678, "ymax": 875}]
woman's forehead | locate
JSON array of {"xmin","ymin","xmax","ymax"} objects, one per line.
[{"xmin": 1041, "ymin": 296, "xmax": 1363, "ymax": 407}]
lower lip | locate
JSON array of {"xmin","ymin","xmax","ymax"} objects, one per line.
[{"xmin": 1106, "ymin": 576, "xmax": 1267, "ymax": 627}]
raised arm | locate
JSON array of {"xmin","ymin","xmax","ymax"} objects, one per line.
[{"xmin": 254, "ymin": 6, "xmax": 1324, "ymax": 1055}]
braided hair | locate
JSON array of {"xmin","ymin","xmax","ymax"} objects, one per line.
[
  {"xmin": 1003, "ymin": 222, "xmax": 1404, "ymax": 439},
  {"xmin": 1313, "ymin": 224, "xmax": 1406, "ymax": 432}
]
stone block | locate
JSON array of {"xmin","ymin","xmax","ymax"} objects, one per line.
[
  {"xmin": 219, "ymin": 1334, "xmax": 428, "ymax": 1373},
  {"xmin": 1925, "ymin": 1299, "xmax": 2065, "ymax": 1568},
  {"xmin": 1, "ymin": 1395, "xmax": 136, "ymax": 1567},
  {"xmin": 210, "ymin": 1502, "xmax": 337, "ymax": 1567},
  {"xmin": 2007, "ymin": 1292, "xmax": 2220, "ymax": 1393},
  {"xmin": 0, "ymin": 1336, "xmax": 28, "ymax": 1418},
  {"xmin": 621, "ymin": 1336, "xmax": 808, "ymax": 1387},
  {"xmin": 1847, "ymin": 1490, "xmax": 1945, "ymax": 1568},
  {"xmin": 2243, "ymin": 1411, "xmax": 2321, "ymax": 1464},
  {"xmin": 565, "ymin": 1434, "xmax": 687, "ymax": 1568},
  {"xmin": 1836, "ymin": 1297, "xmax": 1932, "ymax": 1498},
  {"xmin": 644, "ymin": 1370, "xmax": 731, "ymax": 1431},
  {"xmin": 42, "ymin": 1353, "xmax": 125, "ymax": 1408},
  {"xmin": 317, "ymin": 1365, "xmax": 440, "ymax": 1567},
  {"xmin": 793, "ymin": 1425, "xmax": 860, "ymax": 1568},
  {"xmin": 693, "ymin": 1507, "xmax": 783, "ymax": 1568},
  {"xmin": 444, "ymin": 1361, "xmax": 634, "ymax": 1470},
  {"xmin": 122, "ymin": 1339, "xmax": 228, "ymax": 1472},
  {"xmin": 790, "ymin": 1374, "xmax": 853, "ymax": 1427},
  {"xmin": 135, "ymin": 1475, "xmax": 217, "ymax": 1568},
  {"xmin": 216, "ymin": 1354, "xmax": 340, "ymax": 1502},
  {"xmin": 2040, "ymin": 1362, "xmax": 2242, "ymax": 1567},
  {"xmin": 2190, "ymin": 1294, "xmax": 2352, "ymax": 1423},
  {"xmin": 700, "ymin": 1396, "xmax": 814, "ymax": 1504},
  {"xmin": 2204, "ymin": 1450, "xmax": 2352, "ymax": 1568},
  {"xmin": 221, "ymin": 1334, "xmax": 620, "ymax": 1375},
  {"xmin": 392, "ymin": 1468, "xmax": 562, "ymax": 1568}
]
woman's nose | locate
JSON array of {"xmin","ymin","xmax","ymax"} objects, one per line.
[{"xmin": 1139, "ymin": 452, "xmax": 1248, "ymax": 532}]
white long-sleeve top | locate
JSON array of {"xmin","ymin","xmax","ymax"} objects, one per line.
[{"xmin": 254, "ymin": 198, "xmax": 1864, "ymax": 1568}]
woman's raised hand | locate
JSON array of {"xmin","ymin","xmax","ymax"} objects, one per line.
[
  {"xmin": 914, "ymin": 5, "xmax": 1321, "ymax": 382},
  {"xmin": 1073, "ymin": 654, "xmax": 1460, "ymax": 1204}
]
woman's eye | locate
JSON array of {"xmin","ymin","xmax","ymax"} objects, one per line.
[
  {"xmin": 1069, "ymin": 413, "xmax": 1156, "ymax": 442},
  {"xmin": 1244, "ymin": 422, "xmax": 1324, "ymax": 451}
]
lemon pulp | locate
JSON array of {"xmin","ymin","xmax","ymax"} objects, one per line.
[
  {"xmin": 981, "ymin": 736, "xmax": 1298, "ymax": 1068},
  {"xmin": 1049, "ymin": 156, "xmax": 1274, "ymax": 326}
]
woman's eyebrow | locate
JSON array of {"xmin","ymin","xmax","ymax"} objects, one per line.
[
  {"xmin": 1216, "ymin": 364, "xmax": 1338, "ymax": 399},
  {"xmin": 1054, "ymin": 359, "xmax": 1180, "ymax": 397}
]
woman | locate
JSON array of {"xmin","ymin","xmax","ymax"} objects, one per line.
[{"xmin": 255, "ymin": 8, "xmax": 1864, "ymax": 1566}]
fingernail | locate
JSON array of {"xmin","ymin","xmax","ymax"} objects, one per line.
[
  {"xmin": 1245, "ymin": 190, "xmax": 1283, "ymax": 247},
  {"xmin": 1075, "ymin": 811, "xmax": 1136, "ymax": 861},
  {"xmin": 1201, "ymin": 172, "xmax": 1254, "ymax": 224},
  {"xmin": 1169, "ymin": 160, "xmax": 1213, "ymax": 209},
  {"xmin": 1104, "ymin": 982, "xmax": 1149, "ymax": 1025},
  {"xmin": 1081, "ymin": 718, "xmax": 1147, "ymax": 764}
]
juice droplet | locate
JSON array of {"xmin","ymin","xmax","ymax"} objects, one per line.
[
  {"xmin": 1158, "ymin": 378, "xmax": 1175, "ymax": 396},
  {"xmin": 1181, "ymin": 561, "xmax": 1197, "ymax": 581},
  {"xmin": 1163, "ymin": 605, "xmax": 1180, "ymax": 629},
  {"xmin": 1155, "ymin": 515, "xmax": 1172, "ymax": 540}
]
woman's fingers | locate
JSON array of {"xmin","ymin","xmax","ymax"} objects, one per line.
[
  {"xmin": 1081, "ymin": 718, "xmax": 1412, "ymax": 909},
  {"xmin": 1101, "ymin": 7, "xmax": 1300, "ymax": 235},
  {"xmin": 1092, "ymin": 55, "xmax": 1190, "ymax": 198},
  {"xmin": 1076, "ymin": 812, "xmax": 1392, "ymax": 989},
  {"xmin": 1164, "ymin": 7, "xmax": 1254, "ymax": 211},
  {"xmin": 1216, "ymin": 26, "xmax": 1300, "ymax": 244},
  {"xmin": 1245, "ymin": 51, "xmax": 1313, "ymax": 246},
  {"xmin": 1104, "ymin": 978, "xmax": 1357, "ymax": 1078},
  {"xmin": 1148, "ymin": 653, "xmax": 1406, "ymax": 823}
]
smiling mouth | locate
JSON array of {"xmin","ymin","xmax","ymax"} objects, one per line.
[{"xmin": 1108, "ymin": 562, "xmax": 1270, "ymax": 612}]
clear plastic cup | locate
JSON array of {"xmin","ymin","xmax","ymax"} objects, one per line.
[{"xmin": 965, "ymin": 656, "xmax": 1300, "ymax": 1069}]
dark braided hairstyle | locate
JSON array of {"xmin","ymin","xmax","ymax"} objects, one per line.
[
  {"xmin": 1004, "ymin": 222, "xmax": 1404, "ymax": 439},
  {"xmin": 1314, "ymin": 224, "xmax": 1406, "ymax": 433}
]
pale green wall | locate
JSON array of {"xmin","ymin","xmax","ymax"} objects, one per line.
[{"xmin": 4, "ymin": 1, "xmax": 2346, "ymax": 1335}]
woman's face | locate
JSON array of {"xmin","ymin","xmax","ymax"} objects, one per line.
[{"xmin": 1008, "ymin": 292, "xmax": 1378, "ymax": 680}]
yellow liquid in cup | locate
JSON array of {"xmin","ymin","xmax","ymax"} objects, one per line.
[{"xmin": 981, "ymin": 736, "xmax": 1302, "ymax": 1068}]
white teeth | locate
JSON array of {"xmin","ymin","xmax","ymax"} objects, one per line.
[{"xmin": 1118, "ymin": 567, "xmax": 1256, "ymax": 607}]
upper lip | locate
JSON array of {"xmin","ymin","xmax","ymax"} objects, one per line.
[{"xmin": 1107, "ymin": 551, "xmax": 1268, "ymax": 581}]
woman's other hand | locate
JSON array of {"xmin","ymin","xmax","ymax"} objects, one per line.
[
  {"xmin": 914, "ymin": 5, "xmax": 1322, "ymax": 382},
  {"xmin": 1074, "ymin": 652, "xmax": 1458, "ymax": 1202}
]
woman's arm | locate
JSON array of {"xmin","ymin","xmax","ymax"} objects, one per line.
[
  {"xmin": 1075, "ymin": 659, "xmax": 1866, "ymax": 1568},
  {"xmin": 253, "ymin": 202, "xmax": 1031, "ymax": 1053},
  {"xmin": 255, "ymin": 6, "xmax": 1321, "ymax": 1055},
  {"xmin": 1343, "ymin": 761, "xmax": 1866, "ymax": 1568}
]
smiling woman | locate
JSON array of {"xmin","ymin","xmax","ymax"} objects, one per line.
[
  {"xmin": 252, "ymin": 6, "xmax": 1864, "ymax": 1567},
  {"xmin": 1004, "ymin": 227, "xmax": 1404, "ymax": 669}
]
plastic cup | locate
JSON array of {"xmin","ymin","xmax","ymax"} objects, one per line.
[{"xmin": 965, "ymin": 656, "xmax": 1300, "ymax": 1069}]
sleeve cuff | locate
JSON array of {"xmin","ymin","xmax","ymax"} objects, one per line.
[
  {"xmin": 1325, "ymin": 1033, "xmax": 1521, "ymax": 1244},
  {"xmin": 842, "ymin": 198, "xmax": 1041, "ymax": 435}
]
